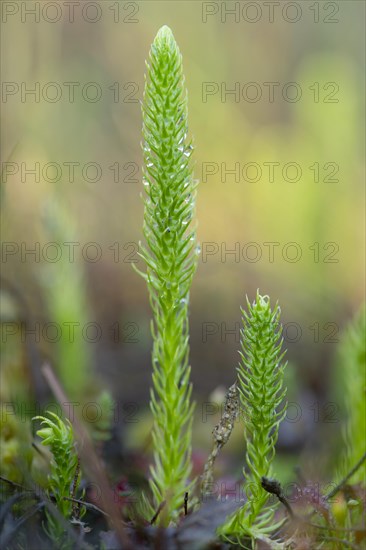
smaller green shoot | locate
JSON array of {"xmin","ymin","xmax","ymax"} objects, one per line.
[{"xmin": 219, "ymin": 292, "xmax": 287, "ymax": 546}]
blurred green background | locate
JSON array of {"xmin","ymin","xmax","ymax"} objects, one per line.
[{"xmin": 1, "ymin": 1, "xmax": 365, "ymax": 477}]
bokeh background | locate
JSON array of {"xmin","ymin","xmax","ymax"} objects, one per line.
[{"xmin": 1, "ymin": 1, "xmax": 365, "ymax": 482}]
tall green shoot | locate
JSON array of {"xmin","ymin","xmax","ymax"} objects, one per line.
[{"xmin": 137, "ymin": 25, "xmax": 198, "ymax": 525}]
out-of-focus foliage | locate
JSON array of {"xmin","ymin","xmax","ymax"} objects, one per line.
[
  {"xmin": 337, "ymin": 306, "xmax": 366, "ymax": 485},
  {"xmin": 40, "ymin": 199, "xmax": 92, "ymax": 398},
  {"xmin": 90, "ymin": 389, "xmax": 115, "ymax": 442},
  {"xmin": 0, "ymin": 406, "xmax": 33, "ymax": 484}
]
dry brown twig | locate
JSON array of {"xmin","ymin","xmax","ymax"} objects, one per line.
[{"xmin": 201, "ymin": 382, "xmax": 239, "ymax": 499}]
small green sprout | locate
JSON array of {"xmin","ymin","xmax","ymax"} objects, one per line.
[{"xmin": 33, "ymin": 412, "xmax": 85, "ymax": 547}]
